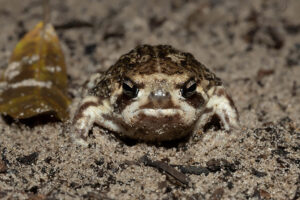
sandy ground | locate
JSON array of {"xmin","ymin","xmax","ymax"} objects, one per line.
[{"xmin": 0, "ymin": 0, "xmax": 300, "ymax": 199}]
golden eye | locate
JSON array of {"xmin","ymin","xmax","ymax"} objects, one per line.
[
  {"xmin": 181, "ymin": 79, "xmax": 197, "ymax": 98},
  {"xmin": 122, "ymin": 78, "xmax": 139, "ymax": 98}
]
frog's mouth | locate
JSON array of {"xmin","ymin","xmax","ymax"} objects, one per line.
[{"xmin": 123, "ymin": 103, "xmax": 197, "ymax": 122}]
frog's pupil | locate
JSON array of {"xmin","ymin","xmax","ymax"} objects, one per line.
[
  {"xmin": 123, "ymin": 82, "xmax": 138, "ymax": 98},
  {"xmin": 182, "ymin": 83, "xmax": 196, "ymax": 98}
]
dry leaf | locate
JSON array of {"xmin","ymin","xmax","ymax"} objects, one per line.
[{"xmin": 0, "ymin": 22, "xmax": 70, "ymax": 121}]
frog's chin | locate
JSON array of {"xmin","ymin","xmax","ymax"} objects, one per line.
[
  {"xmin": 121, "ymin": 123, "xmax": 194, "ymax": 142},
  {"xmin": 117, "ymin": 110, "xmax": 197, "ymax": 142}
]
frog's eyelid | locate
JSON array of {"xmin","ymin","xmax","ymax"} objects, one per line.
[
  {"xmin": 123, "ymin": 77, "xmax": 135, "ymax": 88},
  {"xmin": 175, "ymin": 77, "xmax": 196, "ymax": 89},
  {"xmin": 123, "ymin": 77, "xmax": 145, "ymax": 89},
  {"xmin": 185, "ymin": 78, "xmax": 197, "ymax": 89}
]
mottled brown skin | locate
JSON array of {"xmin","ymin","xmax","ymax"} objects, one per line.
[{"xmin": 72, "ymin": 44, "xmax": 239, "ymax": 145}]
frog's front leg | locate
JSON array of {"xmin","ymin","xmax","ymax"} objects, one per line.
[
  {"xmin": 72, "ymin": 96, "xmax": 120, "ymax": 146},
  {"xmin": 195, "ymin": 86, "xmax": 239, "ymax": 132}
]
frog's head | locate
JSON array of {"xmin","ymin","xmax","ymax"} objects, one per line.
[{"xmin": 109, "ymin": 45, "xmax": 212, "ymax": 141}]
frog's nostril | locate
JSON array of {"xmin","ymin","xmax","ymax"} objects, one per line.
[{"xmin": 149, "ymin": 90, "xmax": 170, "ymax": 102}]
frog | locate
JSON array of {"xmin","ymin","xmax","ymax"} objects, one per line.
[{"xmin": 71, "ymin": 44, "xmax": 239, "ymax": 146}]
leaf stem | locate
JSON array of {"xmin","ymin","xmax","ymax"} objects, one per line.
[{"xmin": 43, "ymin": 0, "xmax": 51, "ymax": 25}]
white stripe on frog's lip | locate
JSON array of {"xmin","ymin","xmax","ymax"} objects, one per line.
[
  {"xmin": 122, "ymin": 102, "xmax": 197, "ymax": 126},
  {"xmin": 134, "ymin": 108, "xmax": 182, "ymax": 116}
]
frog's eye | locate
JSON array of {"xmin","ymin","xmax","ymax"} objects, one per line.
[
  {"xmin": 122, "ymin": 78, "xmax": 139, "ymax": 98},
  {"xmin": 181, "ymin": 79, "xmax": 197, "ymax": 98}
]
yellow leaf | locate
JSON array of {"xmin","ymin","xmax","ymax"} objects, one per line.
[{"xmin": 0, "ymin": 22, "xmax": 70, "ymax": 121}]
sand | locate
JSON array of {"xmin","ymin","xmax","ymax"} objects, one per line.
[{"xmin": 0, "ymin": 0, "xmax": 299, "ymax": 199}]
